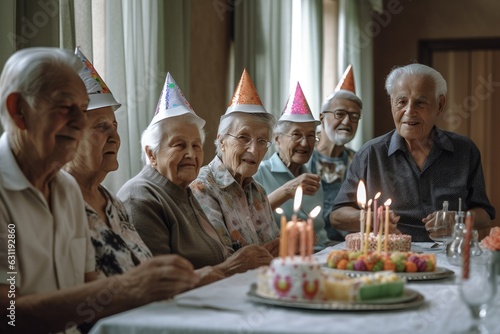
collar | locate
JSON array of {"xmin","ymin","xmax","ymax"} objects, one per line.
[
  {"xmin": 209, "ymin": 155, "xmax": 258, "ymax": 189},
  {"xmin": 0, "ymin": 133, "xmax": 33, "ymax": 191},
  {"xmin": 387, "ymin": 127, "xmax": 454, "ymax": 156}
]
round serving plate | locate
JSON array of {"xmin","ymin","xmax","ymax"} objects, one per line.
[
  {"xmin": 322, "ymin": 266, "xmax": 454, "ymax": 281},
  {"xmin": 247, "ymin": 284, "xmax": 425, "ymax": 311}
]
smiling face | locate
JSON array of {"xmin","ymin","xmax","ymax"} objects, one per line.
[
  {"xmin": 20, "ymin": 66, "xmax": 89, "ymax": 167},
  {"xmin": 73, "ymin": 106, "xmax": 120, "ymax": 175},
  {"xmin": 219, "ymin": 114, "xmax": 271, "ymax": 182},
  {"xmin": 276, "ymin": 122, "xmax": 317, "ymax": 168},
  {"xmin": 321, "ymin": 98, "xmax": 360, "ymax": 146},
  {"xmin": 391, "ymin": 75, "xmax": 445, "ymax": 142},
  {"xmin": 151, "ymin": 120, "xmax": 204, "ymax": 189}
]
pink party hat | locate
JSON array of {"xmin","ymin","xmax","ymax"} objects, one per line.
[
  {"xmin": 279, "ymin": 82, "xmax": 320, "ymax": 125},
  {"xmin": 75, "ymin": 47, "xmax": 121, "ymax": 111},
  {"xmin": 335, "ymin": 64, "xmax": 356, "ymax": 93},
  {"xmin": 150, "ymin": 73, "xmax": 205, "ymax": 128},
  {"xmin": 222, "ymin": 68, "xmax": 267, "ymax": 119}
]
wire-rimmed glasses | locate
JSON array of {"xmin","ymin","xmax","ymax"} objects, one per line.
[
  {"xmin": 225, "ymin": 133, "xmax": 272, "ymax": 149},
  {"xmin": 281, "ymin": 133, "xmax": 319, "ymax": 144}
]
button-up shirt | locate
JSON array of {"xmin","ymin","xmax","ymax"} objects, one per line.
[{"xmin": 331, "ymin": 128, "xmax": 495, "ymax": 242}]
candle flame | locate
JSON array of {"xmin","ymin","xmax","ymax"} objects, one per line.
[
  {"xmin": 374, "ymin": 192, "xmax": 381, "ymax": 200},
  {"xmin": 275, "ymin": 207, "xmax": 284, "ymax": 215},
  {"xmin": 293, "ymin": 186, "xmax": 303, "ymax": 212},
  {"xmin": 356, "ymin": 181, "xmax": 366, "ymax": 209},
  {"xmin": 367, "ymin": 199, "xmax": 372, "ymax": 206},
  {"xmin": 309, "ymin": 205, "xmax": 321, "ymax": 219},
  {"xmin": 384, "ymin": 198, "xmax": 392, "ymax": 206}
]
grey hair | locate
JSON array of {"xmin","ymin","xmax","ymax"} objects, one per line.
[
  {"xmin": 141, "ymin": 114, "xmax": 206, "ymax": 165},
  {"xmin": 214, "ymin": 112, "xmax": 276, "ymax": 156},
  {"xmin": 385, "ymin": 63, "xmax": 447, "ymax": 100},
  {"xmin": 321, "ymin": 89, "xmax": 363, "ymax": 112},
  {"xmin": 0, "ymin": 47, "xmax": 83, "ymax": 134}
]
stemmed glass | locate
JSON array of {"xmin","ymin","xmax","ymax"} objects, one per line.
[
  {"xmin": 457, "ymin": 252, "xmax": 497, "ymax": 334},
  {"xmin": 429, "ymin": 202, "xmax": 455, "ymax": 251}
]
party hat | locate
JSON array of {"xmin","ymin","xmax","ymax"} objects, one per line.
[
  {"xmin": 75, "ymin": 47, "xmax": 121, "ymax": 111},
  {"xmin": 279, "ymin": 82, "xmax": 320, "ymax": 125},
  {"xmin": 150, "ymin": 72, "xmax": 205, "ymax": 128},
  {"xmin": 334, "ymin": 64, "xmax": 355, "ymax": 93},
  {"xmin": 222, "ymin": 68, "xmax": 267, "ymax": 119}
]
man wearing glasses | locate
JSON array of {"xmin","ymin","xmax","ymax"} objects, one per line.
[{"xmin": 309, "ymin": 65, "xmax": 363, "ymax": 243}]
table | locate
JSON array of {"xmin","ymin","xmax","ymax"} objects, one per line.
[{"xmin": 89, "ymin": 243, "xmax": 500, "ymax": 334}]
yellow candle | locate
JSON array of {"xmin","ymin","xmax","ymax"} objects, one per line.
[
  {"xmin": 364, "ymin": 200, "xmax": 372, "ymax": 254},
  {"xmin": 376, "ymin": 212, "xmax": 382, "ymax": 253},
  {"xmin": 383, "ymin": 199, "xmax": 392, "ymax": 253}
]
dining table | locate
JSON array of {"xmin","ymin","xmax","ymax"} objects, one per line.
[{"xmin": 88, "ymin": 242, "xmax": 500, "ymax": 334}]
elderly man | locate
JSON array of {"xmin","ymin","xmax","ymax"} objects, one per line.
[
  {"xmin": 330, "ymin": 63, "xmax": 495, "ymax": 242},
  {"xmin": 0, "ymin": 47, "xmax": 199, "ymax": 334},
  {"xmin": 309, "ymin": 65, "xmax": 363, "ymax": 242}
]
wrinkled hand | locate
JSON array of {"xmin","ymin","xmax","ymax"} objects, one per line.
[
  {"xmin": 216, "ymin": 244, "xmax": 272, "ymax": 277},
  {"xmin": 285, "ymin": 173, "xmax": 320, "ymax": 198},
  {"xmin": 263, "ymin": 238, "xmax": 280, "ymax": 257},
  {"xmin": 124, "ymin": 254, "xmax": 200, "ymax": 304},
  {"xmin": 195, "ymin": 266, "xmax": 226, "ymax": 287},
  {"xmin": 422, "ymin": 211, "xmax": 438, "ymax": 231},
  {"xmin": 388, "ymin": 211, "xmax": 401, "ymax": 234}
]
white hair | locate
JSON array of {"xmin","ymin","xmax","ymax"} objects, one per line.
[
  {"xmin": 385, "ymin": 63, "xmax": 447, "ymax": 100},
  {"xmin": 321, "ymin": 90, "xmax": 363, "ymax": 112},
  {"xmin": 141, "ymin": 114, "xmax": 206, "ymax": 165},
  {"xmin": 214, "ymin": 112, "xmax": 276, "ymax": 156},
  {"xmin": 0, "ymin": 47, "xmax": 83, "ymax": 133}
]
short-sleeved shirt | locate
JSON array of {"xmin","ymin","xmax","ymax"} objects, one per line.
[
  {"xmin": 309, "ymin": 147, "xmax": 356, "ymax": 241},
  {"xmin": 86, "ymin": 186, "xmax": 152, "ymax": 279},
  {"xmin": 0, "ymin": 133, "xmax": 95, "ymax": 296},
  {"xmin": 331, "ymin": 128, "xmax": 496, "ymax": 242},
  {"xmin": 254, "ymin": 152, "xmax": 328, "ymax": 250},
  {"xmin": 190, "ymin": 156, "xmax": 279, "ymax": 250}
]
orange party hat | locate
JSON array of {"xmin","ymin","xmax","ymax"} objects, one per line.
[
  {"xmin": 222, "ymin": 68, "xmax": 267, "ymax": 118},
  {"xmin": 279, "ymin": 82, "xmax": 320, "ymax": 125},
  {"xmin": 75, "ymin": 47, "xmax": 121, "ymax": 111},
  {"xmin": 334, "ymin": 64, "xmax": 355, "ymax": 93},
  {"xmin": 150, "ymin": 72, "xmax": 205, "ymax": 128}
]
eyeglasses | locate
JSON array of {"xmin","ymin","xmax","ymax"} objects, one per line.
[
  {"xmin": 281, "ymin": 133, "xmax": 319, "ymax": 143},
  {"xmin": 325, "ymin": 110, "xmax": 361, "ymax": 123},
  {"xmin": 225, "ymin": 133, "xmax": 272, "ymax": 149}
]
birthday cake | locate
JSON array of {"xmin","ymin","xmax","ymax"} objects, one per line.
[
  {"xmin": 256, "ymin": 257, "xmax": 406, "ymax": 302},
  {"xmin": 345, "ymin": 232, "xmax": 412, "ymax": 252},
  {"xmin": 326, "ymin": 250, "xmax": 436, "ymax": 272}
]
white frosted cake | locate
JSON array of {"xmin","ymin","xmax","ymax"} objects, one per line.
[
  {"xmin": 345, "ymin": 232, "xmax": 411, "ymax": 252},
  {"xmin": 257, "ymin": 256, "xmax": 323, "ymax": 301}
]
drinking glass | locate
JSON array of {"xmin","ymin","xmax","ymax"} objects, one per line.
[
  {"xmin": 457, "ymin": 252, "xmax": 497, "ymax": 334},
  {"xmin": 429, "ymin": 209, "xmax": 455, "ymax": 251}
]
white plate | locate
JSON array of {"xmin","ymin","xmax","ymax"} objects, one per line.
[
  {"xmin": 247, "ymin": 284, "xmax": 425, "ymax": 311},
  {"xmin": 323, "ymin": 266, "xmax": 454, "ymax": 281}
]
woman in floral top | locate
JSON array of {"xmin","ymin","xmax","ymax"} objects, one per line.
[
  {"xmin": 190, "ymin": 111, "xmax": 280, "ymax": 256},
  {"xmin": 65, "ymin": 104, "xmax": 151, "ymax": 279}
]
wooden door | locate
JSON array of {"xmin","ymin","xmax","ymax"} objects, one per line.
[{"xmin": 431, "ymin": 49, "xmax": 500, "ymax": 239}]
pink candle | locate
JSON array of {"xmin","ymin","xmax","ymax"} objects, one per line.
[{"xmin": 373, "ymin": 192, "xmax": 381, "ymax": 236}]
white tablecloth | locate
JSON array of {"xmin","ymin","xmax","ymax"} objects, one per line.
[{"xmin": 89, "ymin": 243, "xmax": 500, "ymax": 334}]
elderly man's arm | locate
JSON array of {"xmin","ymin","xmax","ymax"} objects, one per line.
[
  {"xmin": 0, "ymin": 255, "xmax": 199, "ymax": 334},
  {"xmin": 328, "ymin": 206, "xmax": 363, "ymax": 232}
]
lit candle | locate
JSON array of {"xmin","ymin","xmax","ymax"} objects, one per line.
[
  {"xmin": 373, "ymin": 192, "xmax": 381, "ymax": 236},
  {"xmin": 357, "ymin": 181, "xmax": 367, "ymax": 251},
  {"xmin": 299, "ymin": 222, "xmax": 306, "ymax": 258},
  {"xmin": 376, "ymin": 206, "xmax": 383, "ymax": 253},
  {"xmin": 308, "ymin": 206, "xmax": 321, "ymax": 259},
  {"xmin": 364, "ymin": 199, "xmax": 372, "ymax": 255},
  {"xmin": 383, "ymin": 199, "xmax": 392, "ymax": 253},
  {"xmin": 276, "ymin": 207, "xmax": 287, "ymax": 258}
]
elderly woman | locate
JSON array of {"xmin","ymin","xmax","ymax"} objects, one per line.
[
  {"xmin": 190, "ymin": 69, "xmax": 280, "ymax": 255},
  {"xmin": 0, "ymin": 48, "xmax": 198, "ymax": 333},
  {"xmin": 254, "ymin": 83, "xmax": 328, "ymax": 251},
  {"xmin": 117, "ymin": 73, "xmax": 272, "ymax": 285},
  {"xmin": 64, "ymin": 48, "xmax": 152, "ymax": 279}
]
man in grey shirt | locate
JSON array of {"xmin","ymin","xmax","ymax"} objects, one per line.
[{"xmin": 329, "ymin": 63, "xmax": 495, "ymax": 242}]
